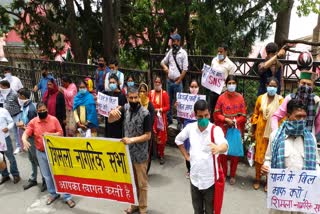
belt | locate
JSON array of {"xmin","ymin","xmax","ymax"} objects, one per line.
[{"xmin": 168, "ymin": 77, "xmax": 179, "ymax": 82}]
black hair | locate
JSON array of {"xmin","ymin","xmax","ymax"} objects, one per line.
[
  {"xmin": 3, "ymin": 67, "xmax": 11, "ymax": 72},
  {"xmin": 0, "ymin": 80, "xmax": 10, "ymax": 88},
  {"xmin": 126, "ymin": 74, "xmax": 134, "ymax": 82},
  {"xmin": 194, "ymin": 99, "xmax": 209, "ymax": 114},
  {"xmin": 265, "ymin": 42, "xmax": 278, "ymax": 54},
  {"xmin": 266, "ymin": 77, "xmax": 279, "ymax": 86},
  {"xmin": 98, "ymin": 56, "xmax": 105, "ymax": 61},
  {"xmin": 154, "ymin": 75, "xmax": 162, "ymax": 82},
  {"xmin": 18, "ymin": 88, "xmax": 31, "ymax": 99},
  {"xmin": 189, "ymin": 79, "xmax": 199, "ymax": 86},
  {"xmin": 109, "ymin": 58, "xmax": 119, "ymax": 66},
  {"xmin": 127, "ymin": 86, "xmax": 138, "ymax": 94},
  {"xmin": 108, "ymin": 73, "xmax": 119, "ymax": 82},
  {"xmin": 36, "ymin": 102, "xmax": 47, "ymax": 110},
  {"xmin": 225, "ymin": 75, "xmax": 237, "ymax": 84},
  {"xmin": 287, "ymin": 99, "xmax": 306, "ymax": 115},
  {"xmin": 41, "ymin": 65, "xmax": 48, "ymax": 71},
  {"xmin": 218, "ymin": 43, "xmax": 228, "ymax": 51},
  {"xmin": 61, "ymin": 76, "xmax": 72, "ymax": 83},
  {"xmin": 78, "ymin": 80, "xmax": 87, "ymax": 87}
]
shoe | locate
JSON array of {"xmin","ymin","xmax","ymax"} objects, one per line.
[
  {"xmin": 230, "ymin": 177, "xmax": 236, "ymax": 185},
  {"xmin": 13, "ymin": 176, "xmax": 21, "ymax": 184},
  {"xmin": 13, "ymin": 148, "xmax": 21, "ymax": 155},
  {"xmin": 124, "ymin": 207, "xmax": 139, "ymax": 214},
  {"xmin": 41, "ymin": 182, "xmax": 47, "ymax": 192},
  {"xmin": 185, "ymin": 172, "xmax": 190, "ymax": 179},
  {"xmin": 253, "ymin": 180, "xmax": 260, "ymax": 190},
  {"xmin": 0, "ymin": 176, "xmax": 10, "ymax": 185},
  {"xmin": 159, "ymin": 157, "xmax": 165, "ymax": 165},
  {"xmin": 23, "ymin": 180, "xmax": 37, "ymax": 190}
]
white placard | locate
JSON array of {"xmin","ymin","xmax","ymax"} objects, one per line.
[
  {"xmin": 176, "ymin": 92, "xmax": 206, "ymax": 120},
  {"xmin": 201, "ymin": 64, "xmax": 225, "ymax": 95},
  {"xmin": 97, "ymin": 92, "xmax": 118, "ymax": 117},
  {"xmin": 267, "ymin": 168, "xmax": 320, "ymax": 213},
  {"xmin": 0, "ymin": 131, "xmax": 7, "ymax": 151}
]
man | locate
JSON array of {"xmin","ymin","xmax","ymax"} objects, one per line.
[
  {"xmin": 262, "ymin": 100, "xmax": 320, "ymax": 211},
  {"xmin": 22, "ymin": 102, "xmax": 75, "ymax": 208},
  {"xmin": 175, "ymin": 100, "xmax": 228, "ymax": 214},
  {"xmin": 17, "ymin": 88, "xmax": 46, "ymax": 191},
  {"xmin": 59, "ymin": 76, "xmax": 77, "ymax": 137},
  {"xmin": 209, "ymin": 44, "xmax": 237, "ymax": 122},
  {"xmin": 0, "ymin": 106, "xmax": 20, "ymax": 184},
  {"xmin": 108, "ymin": 86, "xmax": 151, "ymax": 214},
  {"xmin": 257, "ymin": 42, "xmax": 285, "ymax": 96},
  {"xmin": 161, "ymin": 33, "xmax": 188, "ymax": 124},
  {"xmin": 0, "ymin": 80, "xmax": 22, "ymax": 154},
  {"xmin": 33, "ymin": 65, "xmax": 54, "ymax": 99},
  {"xmin": 95, "ymin": 56, "xmax": 109, "ymax": 92},
  {"xmin": 104, "ymin": 58, "xmax": 124, "ymax": 91},
  {"xmin": 3, "ymin": 67, "xmax": 23, "ymax": 92}
]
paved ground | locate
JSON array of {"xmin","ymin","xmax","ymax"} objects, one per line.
[{"xmin": 0, "ymin": 140, "xmax": 269, "ymax": 214}]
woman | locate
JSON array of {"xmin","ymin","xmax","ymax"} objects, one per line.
[
  {"xmin": 43, "ymin": 79, "xmax": 66, "ymax": 136},
  {"xmin": 73, "ymin": 80, "xmax": 99, "ymax": 137},
  {"xmin": 84, "ymin": 77, "xmax": 97, "ymax": 98},
  {"xmin": 214, "ymin": 75, "xmax": 247, "ymax": 185},
  {"xmin": 251, "ymin": 77, "xmax": 283, "ymax": 191},
  {"xmin": 104, "ymin": 74, "xmax": 127, "ymax": 138},
  {"xmin": 149, "ymin": 76, "xmax": 170, "ymax": 165},
  {"xmin": 122, "ymin": 75, "xmax": 135, "ymax": 95}
]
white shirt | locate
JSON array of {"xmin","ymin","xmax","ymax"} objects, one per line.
[
  {"xmin": 264, "ymin": 130, "xmax": 320, "ymax": 170},
  {"xmin": 161, "ymin": 48, "xmax": 188, "ymax": 80},
  {"xmin": 104, "ymin": 71, "xmax": 124, "ymax": 91},
  {"xmin": 175, "ymin": 122, "xmax": 228, "ymax": 190},
  {"xmin": 211, "ymin": 56, "xmax": 237, "ymax": 79},
  {"xmin": 0, "ymin": 107, "xmax": 14, "ymax": 138},
  {"xmin": 3, "ymin": 75, "xmax": 23, "ymax": 92}
]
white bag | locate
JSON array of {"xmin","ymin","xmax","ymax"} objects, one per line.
[{"xmin": 247, "ymin": 143, "xmax": 255, "ymax": 167}]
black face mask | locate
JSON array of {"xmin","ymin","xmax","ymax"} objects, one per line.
[
  {"xmin": 129, "ymin": 101, "xmax": 140, "ymax": 110},
  {"xmin": 172, "ymin": 44, "xmax": 180, "ymax": 55},
  {"xmin": 38, "ymin": 111, "xmax": 48, "ymax": 119},
  {"xmin": 98, "ymin": 63, "xmax": 104, "ymax": 68}
]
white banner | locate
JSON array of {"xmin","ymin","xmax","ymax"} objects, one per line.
[
  {"xmin": 97, "ymin": 92, "xmax": 118, "ymax": 117},
  {"xmin": 201, "ymin": 64, "xmax": 225, "ymax": 95},
  {"xmin": 176, "ymin": 92, "xmax": 206, "ymax": 120},
  {"xmin": 267, "ymin": 168, "xmax": 320, "ymax": 213}
]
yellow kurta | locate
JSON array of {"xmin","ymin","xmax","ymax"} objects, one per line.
[{"xmin": 251, "ymin": 94, "xmax": 284, "ymax": 164}]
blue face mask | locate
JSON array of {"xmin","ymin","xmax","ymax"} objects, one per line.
[
  {"xmin": 197, "ymin": 118, "xmax": 209, "ymax": 128},
  {"xmin": 127, "ymin": 82, "xmax": 134, "ymax": 87},
  {"xmin": 109, "ymin": 83, "xmax": 117, "ymax": 91},
  {"xmin": 227, "ymin": 84, "xmax": 236, "ymax": 92},
  {"xmin": 217, "ymin": 54, "xmax": 225, "ymax": 61},
  {"xmin": 79, "ymin": 88, "xmax": 87, "ymax": 94},
  {"xmin": 267, "ymin": 86, "xmax": 277, "ymax": 96}
]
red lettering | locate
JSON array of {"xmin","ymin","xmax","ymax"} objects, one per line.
[{"xmin": 208, "ymin": 75, "xmax": 221, "ymax": 87}]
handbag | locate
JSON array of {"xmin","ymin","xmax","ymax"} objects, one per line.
[
  {"xmin": 226, "ymin": 124, "xmax": 244, "ymax": 157},
  {"xmin": 0, "ymin": 153, "xmax": 6, "ymax": 171},
  {"xmin": 211, "ymin": 125, "xmax": 225, "ymax": 214}
]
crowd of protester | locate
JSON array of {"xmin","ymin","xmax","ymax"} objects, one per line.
[{"xmin": 0, "ymin": 33, "xmax": 319, "ymax": 214}]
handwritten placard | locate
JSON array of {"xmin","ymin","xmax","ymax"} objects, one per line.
[
  {"xmin": 176, "ymin": 92, "xmax": 206, "ymax": 120},
  {"xmin": 267, "ymin": 168, "xmax": 320, "ymax": 213},
  {"xmin": 201, "ymin": 64, "xmax": 225, "ymax": 95},
  {"xmin": 97, "ymin": 92, "xmax": 118, "ymax": 117}
]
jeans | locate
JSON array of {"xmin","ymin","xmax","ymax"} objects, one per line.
[
  {"xmin": 27, "ymin": 137, "xmax": 39, "ymax": 181},
  {"xmin": 190, "ymin": 183, "xmax": 214, "ymax": 214},
  {"xmin": 166, "ymin": 79, "xmax": 182, "ymax": 123},
  {"xmin": 36, "ymin": 150, "xmax": 72, "ymax": 201},
  {"xmin": 12, "ymin": 113, "xmax": 22, "ymax": 149},
  {"xmin": 1, "ymin": 136, "xmax": 19, "ymax": 177}
]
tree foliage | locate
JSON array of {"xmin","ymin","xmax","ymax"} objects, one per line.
[{"xmin": 297, "ymin": 0, "xmax": 320, "ymax": 16}]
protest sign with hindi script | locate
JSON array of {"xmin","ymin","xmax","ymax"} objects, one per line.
[
  {"xmin": 267, "ymin": 168, "xmax": 320, "ymax": 213},
  {"xmin": 201, "ymin": 64, "xmax": 225, "ymax": 95},
  {"xmin": 44, "ymin": 135, "xmax": 138, "ymax": 205},
  {"xmin": 97, "ymin": 92, "xmax": 118, "ymax": 117},
  {"xmin": 176, "ymin": 92, "xmax": 206, "ymax": 120}
]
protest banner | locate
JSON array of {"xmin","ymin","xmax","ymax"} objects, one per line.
[
  {"xmin": 176, "ymin": 92, "xmax": 206, "ymax": 120},
  {"xmin": 97, "ymin": 92, "xmax": 118, "ymax": 117},
  {"xmin": 201, "ymin": 64, "xmax": 225, "ymax": 95},
  {"xmin": 44, "ymin": 135, "xmax": 138, "ymax": 205},
  {"xmin": 267, "ymin": 168, "xmax": 320, "ymax": 213}
]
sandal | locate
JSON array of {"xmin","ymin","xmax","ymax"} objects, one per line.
[
  {"xmin": 46, "ymin": 194, "xmax": 60, "ymax": 205},
  {"xmin": 124, "ymin": 207, "xmax": 139, "ymax": 214},
  {"xmin": 264, "ymin": 184, "xmax": 268, "ymax": 192},
  {"xmin": 66, "ymin": 199, "xmax": 76, "ymax": 208},
  {"xmin": 253, "ymin": 180, "xmax": 260, "ymax": 190}
]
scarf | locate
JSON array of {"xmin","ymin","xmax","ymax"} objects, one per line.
[
  {"xmin": 271, "ymin": 120, "xmax": 317, "ymax": 170},
  {"xmin": 43, "ymin": 80, "xmax": 59, "ymax": 116},
  {"xmin": 138, "ymin": 83, "xmax": 149, "ymax": 109},
  {"xmin": 261, "ymin": 93, "xmax": 281, "ymax": 138},
  {"xmin": 291, "ymin": 87, "xmax": 315, "ymax": 132},
  {"xmin": 73, "ymin": 90, "xmax": 98, "ymax": 128}
]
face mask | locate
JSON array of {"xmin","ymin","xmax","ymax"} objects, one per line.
[
  {"xmin": 110, "ymin": 70, "xmax": 117, "ymax": 74},
  {"xmin": 79, "ymin": 88, "xmax": 87, "ymax": 94},
  {"xmin": 172, "ymin": 44, "xmax": 180, "ymax": 54},
  {"xmin": 267, "ymin": 86, "xmax": 277, "ymax": 96},
  {"xmin": 190, "ymin": 87, "xmax": 199, "ymax": 95},
  {"xmin": 298, "ymin": 85, "xmax": 313, "ymax": 94},
  {"xmin": 109, "ymin": 83, "xmax": 117, "ymax": 91},
  {"xmin": 197, "ymin": 118, "xmax": 209, "ymax": 128},
  {"xmin": 0, "ymin": 88, "xmax": 10, "ymax": 96},
  {"xmin": 98, "ymin": 63, "xmax": 104, "ymax": 68},
  {"xmin": 129, "ymin": 101, "xmax": 140, "ymax": 110},
  {"xmin": 18, "ymin": 98, "xmax": 28, "ymax": 107},
  {"xmin": 38, "ymin": 111, "xmax": 48, "ymax": 119},
  {"xmin": 4, "ymin": 73, "xmax": 12, "ymax": 78},
  {"xmin": 127, "ymin": 82, "xmax": 134, "ymax": 87},
  {"xmin": 217, "ymin": 54, "xmax": 225, "ymax": 61},
  {"xmin": 285, "ymin": 120, "xmax": 306, "ymax": 136},
  {"xmin": 155, "ymin": 85, "xmax": 162, "ymax": 92},
  {"xmin": 227, "ymin": 84, "xmax": 236, "ymax": 92}
]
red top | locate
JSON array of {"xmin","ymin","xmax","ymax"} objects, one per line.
[
  {"xmin": 25, "ymin": 115, "xmax": 63, "ymax": 151},
  {"xmin": 213, "ymin": 91, "xmax": 247, "ymax": 135}
]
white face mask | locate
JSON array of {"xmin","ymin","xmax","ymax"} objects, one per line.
[
  {"xmin": 4, "ymin": 73, "xmax": 12, "ymax": 78},
  {"xmin": 227, "ymin": 84, "xmax": 236, "ymax": 92},
  {"xmin": 0, "ymin": 88, "xmax": 10, "ymax": 96},
  {"xmin": 189, "ymin": 87, "xmax": 199, "ymax": 95},
  {"xmin": 155, "ymin": 85, "xmax": 162, "ymax": 91},
  {"xmin": 18, "ymin": 98, "xmax": 28, "ymax": 107}
]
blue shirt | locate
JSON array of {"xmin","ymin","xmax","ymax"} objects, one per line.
[
  {"xmin": 37, "ymin": 74, "xmax": 54, "ymax": 98},
  {"xmin": 95, "ymin": 67, "xmax": 110, "ymax": 92}
]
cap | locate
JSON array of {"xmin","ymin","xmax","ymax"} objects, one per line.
[
  {"xmin": 170, "ymin": 33, "xmax": 181, "ymax": 41},
  {"xmin": 300, "ymin": 71, "xmax": 316, "ymax": 81}
]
